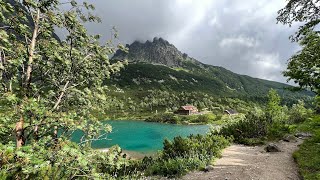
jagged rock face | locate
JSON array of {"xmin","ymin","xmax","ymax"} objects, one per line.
[{"xmin": 113, "ymin": 37, "xmax": 198, "ymax": 67}]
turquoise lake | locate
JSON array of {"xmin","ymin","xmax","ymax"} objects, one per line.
[{"xmin": 71, "ymin": 120, "xmax": 209, "ymax": 153}]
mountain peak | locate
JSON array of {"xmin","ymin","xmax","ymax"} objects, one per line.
[{"xmin": 113, "ymin": 37, "xmax": 197, "ymax": 67}]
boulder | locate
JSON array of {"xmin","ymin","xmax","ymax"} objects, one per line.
[
  {"xmin": 265, "ymin": 143, "xmax": 281, "ymax": 152},
  {"xmin": 295, "ymin": 132, "xmax": 312, "ymax": 138},
  {"xmin": 283, "ymin": 135, "xmax": 297, "ymax": 142},
  {"xmin": 204, "ymin": 165, "xmax": 215, "ymax": 172}
]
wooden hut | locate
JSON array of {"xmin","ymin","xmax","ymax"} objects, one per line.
[
  {"xmin": 224, "ymin": 109, "xmax": 238, "ymax": 115},
  {"xmin": 176, "ymin": 105, "xmax": 198, "ymax": 115}
]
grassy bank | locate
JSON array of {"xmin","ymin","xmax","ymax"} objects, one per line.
[
  {"xmin": 293, "ymin": 115, "xmax": 320, "ymax": 180},
  {"xmin": 145, "ymin": 112, "xmax": 219, "ymax": 124}
]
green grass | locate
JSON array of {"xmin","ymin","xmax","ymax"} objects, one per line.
[
  {"xmin": 293, "ymin": 115, "xmax": 320, "ymax": 180},
  {"xmin": 145, "ymin": 112, "xmax": 218, "ymax": 124}
]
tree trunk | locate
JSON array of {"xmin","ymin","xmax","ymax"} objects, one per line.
[
  {"xmin": 25, "ymin": 9, "xmax": 40, "ymax": 92},
  {"xmin": 15, "ymin": 116, "xmax": 25, "ymax": 148},
  {"xmin": 15, "ymin": 9, "xmax": 40, "ymax": 148}
]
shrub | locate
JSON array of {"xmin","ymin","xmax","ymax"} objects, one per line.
[
  {"xmin": 218, "ymin": 111, "xmax": 293, "ymax": 145},
  {"xmin": 267, "ymin": 121, "xmax": 291, "ymax": 140},
  {"xmin": 142, "ymin": 133, "xmax": 231, "ymax": 178},
  {"xmin": 288, "ymin": 100, "xmax": 313, "ymax": 124},
  {"xmin": 145, "ymin": 156, "xmax": 206, "ymax": 178},
  {"xmin": 146, "ymin": 113, "xmax": 217, "ymax": 124},
  {"xmin": 162, "ymin": 134, "xmax": 230, "ymax": 160},
  {"xmin": 218, "ymin": 113, "xmax": 268, "ymax": 145},
  {"xmin": 145, "ymin": 113, "xmax": 179, "ymax": 123},
  {"xmin": 0, "ymin": 142, "xmax": 141, "ymax": 179},
  {"xmin": 190, "ymin": 114, "xmax": 216, "ymax": 124}
]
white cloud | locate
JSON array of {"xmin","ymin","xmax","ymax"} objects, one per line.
[
  {"xmin": 219, "ymin": 36, "xmax": 260, "ymax": 48},
  {"xmin": 80, "ymin": 0, "xmax": 298, "ymax": 83},
  {"xmin": 208, "ymin": 16, "xmax": 219, "ymax": 27},
  {"xmin": 168, "ymin": 0, "xmax": 215, "ymax": 45},
  {"xmin": 250, "ymin": 53, "xmax": 283, "ymax": 81}
]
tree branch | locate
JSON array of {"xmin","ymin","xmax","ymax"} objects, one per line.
[{"xmin": 52, "ymin": 81, "xmax": 70, "ymax": 111}]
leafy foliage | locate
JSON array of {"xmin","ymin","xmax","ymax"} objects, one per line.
[
  {"xmin": 266, "ymin": 88, "xmax": 283, "ymax": 122},
  {"xmin": 0, "ymin": 141, "xmax": 142, "ymax": 179},
  {"xmin": 217, "ymin": 90, "xmax": 312, "ymax": 145},
  {"xmin": 288, "ymin": 100, "xmax": 313, "ymax": 123},
  {"xmin": 162, "ymin": 134, "xmax": 230, "ymax": 160},
  {"xmin": 218, "ymin": 112, "xmax": 269, "ymax": 145},
  {"xmin": 0, "ymin": 0, "xmax": 129, "ymax": 178},
  {"xmin": 278, "ymin": 1, "xmax": 320, "ymax": 111},
  {"xmin": 145, "ymin": 113, "xmax": 217, "ymax": 124},
  {"xmin": 282, "ymin": 32, "xmax": 320, "ymax": 94},
  {"xmin": 142, "ymin": 133, "xmax": 231, "ymax": 177},
  {"xmin": 277, "ymin": 0, "xmax": 320, "ymax": 42}
]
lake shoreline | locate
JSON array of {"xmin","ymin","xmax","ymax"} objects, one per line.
[{"xmin": 104, "ymin": 118, "xmax": 210, "ymax": 125}]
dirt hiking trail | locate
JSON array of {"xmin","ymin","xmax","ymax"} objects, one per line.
[{"xmin": 182, "ymin": 139, "xmax": 303, "ymax": 180}]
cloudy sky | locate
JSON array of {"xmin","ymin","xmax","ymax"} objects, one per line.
[{"xmin": 83, "ymin": 0, "xmax": 300, "ymax": 83}]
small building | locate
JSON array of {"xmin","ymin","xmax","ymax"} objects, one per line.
[
  {"xmin": 176, "ymin": 105, "xmax": 198, "ymax": 115},
  {"xmin": 224, "ymin": 109, "xmax": 238, "ymax": 115}
]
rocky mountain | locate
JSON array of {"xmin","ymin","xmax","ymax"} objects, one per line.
[
  {"xmin": 113, "ymin": 37, "xmax": 200, "ymax": 67},
  {"xmin": 110, "ymin": 37, "xmax": 313, "ymax": 104}
]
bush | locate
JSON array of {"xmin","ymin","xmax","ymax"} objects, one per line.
[
  {"xmin": 0, "ymin": 141, "xmax": 141, "ymax": 179},
  {"xmin": 142, "ymin": 133, "xmax": 231, "ymax": 177},
  {"xmin": 217, "ymin": 112, "xmax": 291, "ymax": 145},
  {"xmin": 145, "ymin": 113, "xmax": 179, "ymax": 123},
  {"xmin": 146, "ymin": 113, "xmax": 217, "ymax": 124},
  {"xmin": 145, "ymin": 156, "xmax": 205, "ymax": 178},
  {"xmin": 162, "ymin": 134, "xmax": 230, "ymax": 160},
  {"xmin": 288, "ymin": 100, "xmax": 313, "ymax": 124},
  {"xmin": 190, "ymin": 114, "xmax": 216, "ymax": 124},
  {"xmin": 218, "ymin": 113, "xmax": 268, "ymax": 145},
  {"xmin": 267, "ymin": 121, "xmax": 291, "ymax": 140}
]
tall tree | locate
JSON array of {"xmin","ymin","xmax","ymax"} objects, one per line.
[
  {"xmin": 1, "ymin": 0, "xmax": 126, "ymax": 147},
  {"xmin": 282, "ymin": 32, "xmax": 320, "ymax": 93},
  {"xmin": 0, "ymin": 0, "xmax": 130, "ymax": 178},
  {"xmin": 277, "ymin": 0, "xmax": 320, "ymax": 111}
]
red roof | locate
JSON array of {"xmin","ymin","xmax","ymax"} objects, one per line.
[{"xmin": 181, "ymin": 106, "xmax": 197, "ymax": 111}]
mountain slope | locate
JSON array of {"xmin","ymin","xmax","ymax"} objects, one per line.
[{"xmin": 111, "ymin": 38, "xmax": 313, "ymax": 104}]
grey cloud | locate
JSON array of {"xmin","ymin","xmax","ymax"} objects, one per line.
[{"xmin": 83, "ymin": 0, "xmax": 299, "ymax": 83}]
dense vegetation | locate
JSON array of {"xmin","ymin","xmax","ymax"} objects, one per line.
[
  {"xmin": 145, "ymin": 113, "xmax": 217, "ymax": 124},
  {"xmin": 0, "ymin": 0, "xmax": 130, "ymax": 178},
  {"xmin": 277, "ymin": 2, "xmax": 320, "ymax": 178},
  {"xmin": 217, "ymin": 90, "xmax": 313, "ymax": 145},
  {"xmin": 106, "ymin": 62, "xmax": 314, "ymax": 109},
  {"xmin": 94, "ymin": 85, "xmax": 313, "ymax": 121},
  {"xmin": 293, "ymin": 116, "xmax": 320, "ymax": 180},
  {"xmin": 141, "ymin": 134, "xmax": 231, "ymax": 178}
]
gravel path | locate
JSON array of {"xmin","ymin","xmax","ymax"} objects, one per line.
[{"xmin": 182, "ymin": 139, "xmax": 302, "ymax": 180}]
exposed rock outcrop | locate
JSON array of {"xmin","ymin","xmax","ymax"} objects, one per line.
[{"xmin": 112, "ymin": 37, "xmax": 200, "ymax": 67}]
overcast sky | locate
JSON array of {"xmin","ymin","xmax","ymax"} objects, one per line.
[{"xmin": 83, "ymin": 0, "xmax": 300, "ymax": 83}]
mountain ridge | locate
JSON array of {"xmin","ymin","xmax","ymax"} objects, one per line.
[
  {"xmin": 113, "ymin": 37, "xmax": 202, "ymax": 68},
  {"xmin": 110, "ymin": 37, "xmax": 313, "ymax": 103}
]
